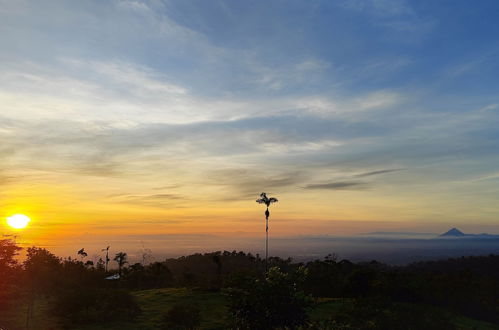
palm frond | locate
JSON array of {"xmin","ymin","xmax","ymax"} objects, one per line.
[
  {"xmin": 256, "ymin": 192, "xmax": 278, "ymax": 206},
  {"xmin": 77, "ymin": 248, "xmax": 88, "ymax": 258}
]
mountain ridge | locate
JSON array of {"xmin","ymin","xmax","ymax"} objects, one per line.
[
  {"xmin": 439, "ymin": 228, "xmax": 466, "ymax": 237},
  {"xmin": 438, "ymin": 228, "xmax": 499, "ymax": 239}
]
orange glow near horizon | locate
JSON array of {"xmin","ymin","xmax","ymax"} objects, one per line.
[{"xmin": 1, "ymin": 173, "xmax": 498, "ymax": 260}]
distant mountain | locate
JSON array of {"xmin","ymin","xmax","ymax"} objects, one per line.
[
  {"xmin": 439, "ymin": 228, "xmax": 466, "ymax": 237},
  {"xmin": 438, "ymin": 228, "xmax": 499, "ymax": 239}
]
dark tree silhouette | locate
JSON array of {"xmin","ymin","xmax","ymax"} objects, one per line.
[
  {"xmin": 114, "ymin": 252, "xmax": 128, "ymax": 276},
  {"xmin": 256, "ymin": 192, "xmax": 278, "ymax": 272},
  {"xmin": 96, "ymin": 257, "xmax": 105, "ymax": 271},
  {"xmin": 77, "ymin": 248, "xmax": 88, "ymax": 260},
  {"xmin": 0, "ymin": 237, "xmax": 22, "ymax": 269},
  {"xmin": 23, "ymin": 247, "xmax": 62, "ymax": 328},
  {"xmin": 0, "ymin": 237, "xmax": 22, "ymax": 311}
]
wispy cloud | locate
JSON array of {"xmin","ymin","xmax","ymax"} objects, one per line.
[
  {"xmin": 478, "ymin": 104, "xmax": 499, "ymax": 112},
  {"xmin": 304, "ymin": 181, "xmax": 368, "ymax": 190},
  {"xmin": 202, "ymin": 169, "xmax": 307, "ymax": 200},
  {"xmin": 112, "ymin": 193, "xmax": 189, "ymax": 208},
  {"xmin": 354, "ymin": 168, "xmax": 405, "ymax": 177},
  {"xmin": 247, "ymin": 58, "xmax": 331, "ymax": 91}
]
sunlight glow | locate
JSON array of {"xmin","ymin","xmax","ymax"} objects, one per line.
[{"xmin": 7, "ymin": 214, "xmax": 31, "ymax": 229}]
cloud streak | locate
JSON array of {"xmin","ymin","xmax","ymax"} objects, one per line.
[
  {"xmin": 304, "ymin": 181, "xmax": 368, "ymax": 190},
  {"xmin": 354, "ymin": 168, "xmax": 405, "ymax": 177}
]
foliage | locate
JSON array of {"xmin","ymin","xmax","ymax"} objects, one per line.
[
  {"xmin": 160, "ymin": 302, "xmax": 201, "ymax": 329},
  {"xmin": 375, "ymin": 256, "xmax": 499, "ymax": 323},
  {"xmin": 0, "ymin": 237, "xmax": 22, "ymax": 269},
  {"xmin": 123, "ymin": 261, "xmax": 173, "ymax": 289},
  {"xmin": 1, "ymin": 286, "xmax": 497, "ymax": 329},
  {"xmin": 2, "ymin": 244, "xmax": 499, "ymax": 328},
  {"xmin": 303, "ymin": 258, "xmax": 346, "ymax": 298},
  {"xmin": 343, "ymin": 268, "xmax": 379, "ymax": 297},
  {"xmin": 133, "ymin": 288, "xmax": 227, "ymax": 330},
  {"xmin": 23, "ymin": 247, "xmax": 62, "ymax": 295},
  {"xmin": 321, "ymin": 298, "xmax": 456, "ymax": 330},
  {"xmin": 256, "ymin": 192, "xmax": 278, "ymax": 207},
  {"xmin": 225, "ymin": 267, "xmax": 311, "ymax": 330},
  {"xmin": 0, "ymin": 237, "xmax": 22, "ymax": 311},
  {"xmin": 114, "ymin": 251, "xmax": 128, "ymax": 275}
]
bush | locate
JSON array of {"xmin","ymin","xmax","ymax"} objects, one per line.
[
  {"xmin": 160, "ymin": 303, "xmax": 201, "ymax": 330},
  {"xmin": 225, "ymin": 267, "xmax": 311, "ymax": 330},
  {"xmin": 327, "ymin": 297, "xmax": 456, "ymax": 330}
]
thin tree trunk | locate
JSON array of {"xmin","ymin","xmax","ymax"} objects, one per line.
[
  {"xmin": 265, "ymin": 207, "xmax": 269, "ymax": 273},
  {"xmin": 105, "ymin": 251, "xmax": 109, "ymax": 272},
  {"xmin": 26, "ymin": 294, "xmax": 34, "ymax": 330},
  {"xmin": 26, "ymin": 300, "xmax": 30, "ymax": 330}
]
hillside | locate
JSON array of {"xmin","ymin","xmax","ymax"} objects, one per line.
[{"xmin": 2, "ymin": 288, "xmax": 497, "ymax": 330}]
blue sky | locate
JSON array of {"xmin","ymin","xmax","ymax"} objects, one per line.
[{"xmin": 1, "ymin": 0, "xmax": 499, "ymax": 253}]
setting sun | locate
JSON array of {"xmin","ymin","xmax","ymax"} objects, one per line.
[{"xmin": 6, "ymin": 214, "xmax": 31, "ymax": 229}]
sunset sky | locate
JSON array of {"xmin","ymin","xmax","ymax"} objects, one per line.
[{"xmin": 1, "ymin": 0, "xmax": 499, "ymax": 260}]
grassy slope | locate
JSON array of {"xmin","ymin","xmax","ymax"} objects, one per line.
[
  {"xmin": 0, "ymin": 298, "xmax": 61, "ymax": 330},
  {"xmin": 2, "ymin": 289, "xmax": 497, "ymax": 329},
  {"xmin": 74, "ymin": 288, "xmax": 227, "ymax": 330},
  {"xmin": 311, "ymin": 298, "xmax": 498, "ymax": 330}
]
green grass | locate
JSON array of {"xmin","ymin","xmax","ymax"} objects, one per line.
[
  {"xmin": 0, "ymin": 297, "xmax": 61, "ymax": 330},
  {"xmin": 133, "ymin": 288, "xmax": 227, "ymax": 330},
  {"xmin": 2, "ymin": 289, "xmax": 498, "ymax": 329},
  {"xmin": 308, "ymin": 298, "xmax": 499, "ymax": 330},
  {"xmin": 74, "ymin": 288, "xmax": 227, "ymax": 330},
  {"xmin": 76, "ymin": 290, "xmax": 499, "ymax": 330},
  {"xmin": 454, "ymin": 316, "xmax": 499, "ymax": 330}
]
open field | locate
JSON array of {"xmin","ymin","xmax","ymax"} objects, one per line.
[{"xmin": 2, "ymin": 288, "xmax": 498, "ymax": 330}]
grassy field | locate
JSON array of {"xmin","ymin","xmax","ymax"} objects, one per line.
[
  {"xmin": 75, "ymin": 288, "xmax": 229, "ymax": 330},
  {"xmin": 310, "ymin": 298, "xmax": 499, "ymax": 330},
  {"xmin": 2, "ymin": 288, "xmax": 498, "ymax": 329},
  {"xmin": 0, "ymin": 298, "xmax": 61, "ymax": 330}
]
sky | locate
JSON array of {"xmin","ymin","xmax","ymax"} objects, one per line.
[{"xmin": 1, "ymin": 0, "xmax": 499, "ymax": 260}]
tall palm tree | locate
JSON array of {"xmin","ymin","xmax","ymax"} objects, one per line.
[
  {"xmin": 101, "ymin": 246, "xmax": 110, "ymax": 272},
  {"xmin": 256, "ymin": 192, "xmax": 278, "ymax": 272},
  {"xmin": 114, "ymin": 252, "xmax": 128, "ymax": 276}
]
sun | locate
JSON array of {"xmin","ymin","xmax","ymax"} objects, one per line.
[{"xmin": 7, "ymin": 214, "xmax": 31, "ymax": 229}]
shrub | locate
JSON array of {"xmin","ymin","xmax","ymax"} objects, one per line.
[
  {"xmin": 328, "ymin": 297, "xmax": 456, "ymax": 330},
  {"xmin": 225, "ymin": 267, "xmax": 311, "ymax": 330}
]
